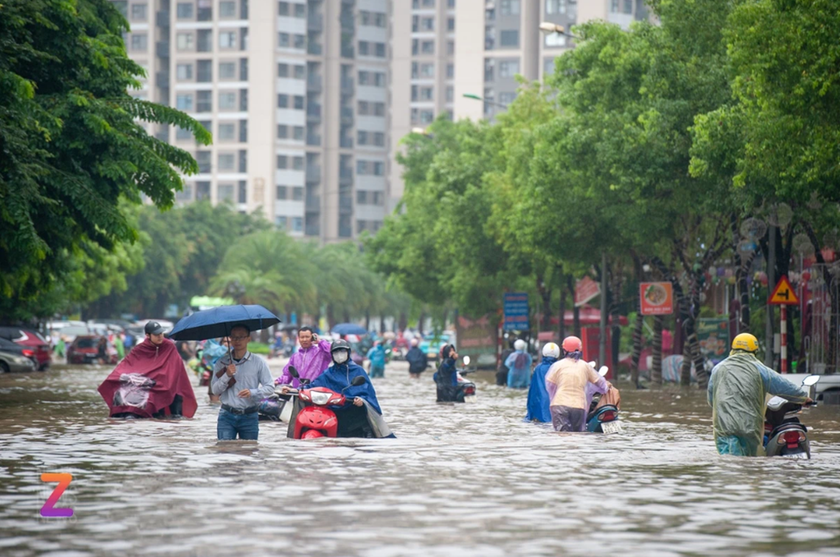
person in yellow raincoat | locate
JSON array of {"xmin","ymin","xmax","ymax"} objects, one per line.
[{"xmin": 707, "ymin": 333, "xmax": 811, "ymax": 456}]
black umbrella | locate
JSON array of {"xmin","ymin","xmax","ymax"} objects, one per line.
[{"xmin": 168, "ymin": 304, "xmax": 280, "ymax": 341}]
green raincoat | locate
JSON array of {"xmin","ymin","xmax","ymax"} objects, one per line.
[{"xmin": 707, "ymin": 351, "xmax": 808, "ymax": 457}]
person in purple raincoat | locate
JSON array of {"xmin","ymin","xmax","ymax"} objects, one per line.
[{"xmin": 274, "ymin": 326, "xmax": 333, "ymax": 387}]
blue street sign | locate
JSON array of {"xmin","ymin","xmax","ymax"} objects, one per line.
[{"xmin": 503, "ymin": 292, "xmax": 529, "ymax": 331}]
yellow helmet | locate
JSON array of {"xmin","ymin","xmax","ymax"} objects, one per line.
[{"xmin": 731, "ymin": 333, "xmax": 759, "ymax": 353}]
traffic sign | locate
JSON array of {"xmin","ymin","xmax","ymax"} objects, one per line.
[{"xmin": 768, "ymin": 275, "xmax": 798, "ymax": 305}]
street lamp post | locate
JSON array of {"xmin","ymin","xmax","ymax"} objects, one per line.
[{"xmin": 462, "ymin": 93, "xmax": 509, "ymax": 110}]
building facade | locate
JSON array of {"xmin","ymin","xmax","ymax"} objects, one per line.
[{"xmin": 114, "ymin": 0, "xmax": 391, "ymax": 242}]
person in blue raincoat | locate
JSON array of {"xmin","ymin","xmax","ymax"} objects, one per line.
[
  {"xmin": 505, "ymin": 339, "xmax": 532, "ymax": 389},
  {"xmin": 366, "ymin": 340, "xmax": 387, "ymax": 378},
  {"xmin": 525, "ymin": 342, "xmax": 559, "ymax": 422},
  {"xmin": 305, "ymin": 339, "xmax": 391, "ymax": 437},
  {"xmin": 708, "ymin": 333, "xmax": 811, "ymax": 456}
]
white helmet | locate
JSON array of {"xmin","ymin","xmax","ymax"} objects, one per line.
[
  {"xmin": 542, "ymin": 342, "xmax": 560, "ymax": 359},
  {"xmin": 514, "ymin": 339, "xmax": 527, "ymax": 351}
]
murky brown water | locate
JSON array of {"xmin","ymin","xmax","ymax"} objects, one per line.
[{"xmin": 1, "ymin": 362, "xmax": 840, "ymax": 557}]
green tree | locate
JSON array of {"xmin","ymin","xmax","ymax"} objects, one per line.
[{"xmin": 0, "ymin": 0, "xmax": 211, "ymax": 318}]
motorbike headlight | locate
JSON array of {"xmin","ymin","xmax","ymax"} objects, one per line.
[{"xmin": 310, "ymin": 391, "xmax": 332, "ymax": 406}]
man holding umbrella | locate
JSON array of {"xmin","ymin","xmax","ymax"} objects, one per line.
[{"xmin": 211, "ymin": 324, "xmax": 275, "ymax": 440}]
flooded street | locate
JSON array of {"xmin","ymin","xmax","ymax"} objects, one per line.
[{"xmin": 2, "ymin": 362, "xmax": 840, "ymax": 557}]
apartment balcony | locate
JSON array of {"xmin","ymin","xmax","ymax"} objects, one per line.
[
  {"xmin": 339, "ymin": 137, "xmax": 353, "ymax": 149},
  {"xmin": 306, "ymin": 134, "xmax": 321, "ymax": 146},
  {"xmin": 339, "ymin": 197, "xmax": 353, "ymax": 214},
  {"xmin": 155, "ymin": 71, "xmax": 170, "ymax": 88},
  {"xmin": 307, "ymin": 42, "xmax": 323, "ymax": 56},
  {"xmin": 305, "ymin": 194, "xmax": 321, "ymax": 212},
  {"xmin": 307, "ymin": 75, "xmax": 322, "ymax": 93},
  {"xmin": 340, "ymin": 77, "xmax": 354, "ymax": 95},
  {"xmin": 339, "ymin": 166, "xmax": 353, "ymax": 182},
  {"xmin": 307, "ymin": 14, "xmax": 323, "ymax": 32},
  {"xmin": 306, "ymin": 165, "xmax": 321, "ymax": 183},
  {"xmin": 340, "ymin": 106, "xmax": 353, "ymax": 125},
  {"xmin": 155, "ymin": 10, "xmax": 169, "ymax": 28},
  {"xmin": 307, "ymin": 104, "xmax": 322, "ymax": 122},
  {"xmin": 155, "ymin": 40, "xmax": 170, "ymax": 59}
]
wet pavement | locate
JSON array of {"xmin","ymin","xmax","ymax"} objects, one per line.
[{"xmin": 1, "ymin": 361, "xmax": 840, "ymax": 556}]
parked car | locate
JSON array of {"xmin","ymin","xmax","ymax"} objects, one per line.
[
  {"xmin": 0, "ymin": 326, "xmax": 51, "ymax": 370},
  {"xmin": 0, "ymin": 347, "xmax": 36, "ymax": 373},
  {"xmin": 53, "ymin": 325, "xmax": 90, "ymax": 345},
  {"xmin": 67, "ymin": 336, "xmax": 118, "ymax": 365},
  {"xmin": 419, "ymin": 331, "xmax": 456, "ymax": 361}
]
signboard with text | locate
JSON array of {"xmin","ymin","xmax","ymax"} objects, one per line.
[
  {"xmin": 639, "ymin": 282, "xmax": 674, "ymax": 315},
  {"xmin": 503, "ymin": 292, "xmax": 529, "ymax": 331},
  {"xmin": 697, "ymin": 318, "xmax": 730, "ymax": 362}
]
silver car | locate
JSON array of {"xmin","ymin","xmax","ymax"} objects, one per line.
[{"xmin": 0, "ymin": 350, "xmax": 36, "ymax": 373}]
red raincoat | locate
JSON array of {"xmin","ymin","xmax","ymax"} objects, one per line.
[{"xmin": 97, "ymin": 338, "xmax": 197, "ymax": 418}]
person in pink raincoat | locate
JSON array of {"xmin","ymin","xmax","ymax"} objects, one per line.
[{"xmin": 274, "ymin": 326, "xmax": 333, "ymax": 387}]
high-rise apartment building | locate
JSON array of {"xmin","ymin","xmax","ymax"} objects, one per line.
[{"xmin": 114, "ymin": 0, "xmax": 391, "ymax": 242}]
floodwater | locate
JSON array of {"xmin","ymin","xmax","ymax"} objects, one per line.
[{"xmin": 1, "ymin": 361, "xmax": 840, "ymax": 557}]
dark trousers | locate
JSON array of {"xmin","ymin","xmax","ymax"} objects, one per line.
[
  {"xmin": 336, "ymin": 405, "xmax": 371, "ymax": 438},
  {"xmin": 550, "ymin": 405, "xmax": 587, "ymax": 432}
]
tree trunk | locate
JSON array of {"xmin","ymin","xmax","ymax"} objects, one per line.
[
  {"xmin": 731, "ymin": 215, "xmax": 753, "ymax": 334},
  {"xmin": 689, "ymin": 279, "xmax": 710, "ymax": 388},
  {"xmin": 631, "ymin": 312, "xmax": 644, "ymax": 387},
  {"xmin": 652, "ymin": 315, "xmax": 663, "ymax": 385},
  {"xmin": 365, "ymin": 309, "xmax": 370, "ymax": 331},
  {"xmin": 681, "ymin": 329, "xmax": 693, "ymax": 386},
  {"xmin": 399, "ymin": 312, "xmax": 408, "ymax": 332},
  {"xmin": 609, "ymin": 267, "xmax": 622, "ymax": 372},
  {"xmin": 558, "ymin": 274, "xmax": 566, "ymax": 342},
  {"xmin": 537, "ymin": 275, "xmax": 552, "ymax": 333},
  {"xmin": 567, "ymin": 275, "xmax": 580, "ymax": 337},
  {"xmin": 417, "ymin": 311, "xmax": 425, "ymax": 335}
]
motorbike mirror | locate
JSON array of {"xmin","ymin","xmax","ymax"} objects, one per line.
[
  {"xmin": 351, "ymin": 376, "xmax": 366, "ymax": 386},
  {"xmin": 463, "ymin": 356, "xmax": 471, "ymax": 366},
  {"xmin": 288, "ymin": 366, "xmax": 300, "ymax": 379},
  {"xmin": 802, "ymin": 374, "xmax": 821, "ymax": 387},
  {"xmin": 598, "ymin": 366, "xmax": 609, "ymax": 377}
]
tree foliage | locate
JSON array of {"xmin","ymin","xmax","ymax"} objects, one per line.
[{"xmin": 0, "ymin": 0, "xmax": 210, "ymax": 317}]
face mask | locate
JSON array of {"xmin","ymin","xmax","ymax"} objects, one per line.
[{"xmin": 333, "ymin": 350, "xmax": 349, "ymax": 364}]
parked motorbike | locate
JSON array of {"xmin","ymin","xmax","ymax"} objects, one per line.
[
  {"xmin": 586, "ymin": 365, "xmax": 622, "ymax": 434},
  {"xmin": 764, "ymin": 374, "xmax": 820, "ymax": 459},
  {"xmin": 455, "ymin": 355, "xmax": 477, "ymax": 402}
]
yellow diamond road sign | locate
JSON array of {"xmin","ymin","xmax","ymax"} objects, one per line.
[{"xmin": 769, "ymin": 275, "xmax": 798, "ymax": 305}]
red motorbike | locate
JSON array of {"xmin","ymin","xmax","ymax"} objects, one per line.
[{"xmin": 280, "ymin": 366, "xmax": 366, "ymax": 439}]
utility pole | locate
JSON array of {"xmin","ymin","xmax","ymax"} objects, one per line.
[
  {"xmin": 599, "ymin": 252, "xmax": 607, "ymax": 366},
  {"xmin": 765, "ymin": 225, "xmax": 776, "ymax": 367}
]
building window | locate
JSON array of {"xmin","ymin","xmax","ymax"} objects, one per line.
[
  {"xmin": 218, "ymin": 123, "xmax": 235, "ymax": 141},
  {"xmin": 446, "ymin": 86, "xmax": 454, "ymax": 102},
  {"xmin": 373, "ymin": 162, "xmax": 384, "ymax": 175},
  {"xmin": 220, "ymin": 1, "xmax": 236, "ymax": 17},
  {"xmin": 374, "ymin": 102, "xmax": 385, "ymax": 116},
  {"xmin": 131, "ymin": 3, "xmax": 148, "ymax": 21},
  {"xmin": 447, "ymin": 17, "xmax": 455, "ymax": 31},
  {"xmin": 358, "ymin": 41, "xmax": 369, "ymax": 56},
  {"xmin": 292, "ymin": 187, "xmax": 304, "ymax": 201},
  {"xmin": 176, "ymin": 63, "xmax": 193, "ymax": 81},
  {"xmin": 238, "ymin": 149, "xmax": 247, "ymax": 172},
  {"xmin": 240, "ymin": 89, "xmax": 248, "ymax": 111},
  {"xmin": 277, "ymin": 155, "xmax": 287, "ymax": 169},
  {"xmin": 196, "ymin": 90, "xmax": 212, "ymax": 112},
  {"xmin": 219, "ymin": 31, "xmax": 236, "ymax": 49},
  {"xmin": 356, "ymin": 160, "xmax": 368, "ymax": 174},
  {"xmin": 293, "ymin": 126, "xmax": 304, "ymax": 140},
  {"xmin": 276, "ymin": 185, "xmax": 287, "ymax": 199},
  {"xmin": 219, "ymin": 61, "xmax": 236, "ymax": 79},
  {"xmin": 500, "ymin": 30, "xmax": 519, "ymax": 48},
  {"xmin": 278, "ymin": 32, "xmax": 290, "ymax": 47},
  {"xmin": 197, "ymin": 0, "xmax": 212, "ymax": 20},
  {"xmin": 294, "ymin": 3, "xmax": 305, "ymax": 17},
  {"xmin": 375, "ymin": 43, "xmax": 386, "ymax": 57},
  {"xmin": 176, "ymin": 2, "xmax": 194, "ymax": 19},
  {"xmin": 218, "ymin": 153, "xmax": 235, "ymax": 171},
  {"xmin": 238, "ymin": 181, "xmax": 247, "ymax": 203},
  {"xmin": 448, "ymin": 0, "xmax": 455, "ymax": 7},
  {"xmin": 358, "ymin": 130, "xmax": 368, "ymax": 145},
  {"xmin": 277, "ymin": 94, "xmax": 289, "ymax": 108},
  {"xmin": 447, "ymin": 40, "xmax": 455, "ymax": 55},
  {"xmin": 500, "ymin": 0, "xmax": 520, "ymax": 15},
  {"xmin": 544, "ymin": 57, "xmax": 556, "ymax": 76},
  {"xmin": 176, "ymin": 126, "xmax": 193, "ymax": 140},
  {"xmin": 196, "ymin": 151, "xmax": 211, "ymax": 173},
  {"xmin": 499, "ymin": 59, "xmax": 520, "ymax": 78},
  {"xmin": 130, "ymin": 34, "xmax": 148, "ymax": 51},
  {"xmin": 499, "ymin": 92, "xmax": 517, "ymax": 105},
  {"xmin": 292, "ymin": 156, "xmax": 304, "ymax": 170},
  {"xmin": 447, "ymin": 63, "xmax": 454, "ymax": 78},
  {"xmin": 356, "ymin": 190, "xmax": 368, "ymax": 204},
  {"xmin": 197, "ymin": 181, "xmax": 211, "ymax": 200},
  {"xmin": 546, "ymin": 0, "xmax": 567, "ymax": 14},
  {"xmin": 294, "ymin": 65, "xmax": 305, "ymax": 79},
  {"xmin": 292, "ymin": 217, "xmax": 303, "ymax": 233},
  {"xmin": 277, "ymin": 63, "xmax": 289, "ymax": 77},
  {"xmin": 275, "ymin": 216, "xmax": 287, "ymax": 228},
  {"xmin": 294, "ymin": 34, "xmax": 306, "ymax": 50},
  {"xmin": 293, "ymin": 95, "xmax": 304, "ymax": 109},
  {"xmin": 176, "ymin": 94, "xmax": 194, "ymax": 111},
  {"xmin": 239, "ymin": 119, "xmax": 247, "ymax": 142},
  {"xmin": 278, "ymin": 1, "xmax": 290, "ymax": 15},
  {"xmin": 218, "ymin": 184, "xmax": 235, "ymax": 202},
  {"xmin": 219, "ymin": 91, "xmax": 236, "ymax": 110},
  {"xmin": 373, "ymin": 132, "xmax": 385, "ymax": 146},
  {"xmin": 277, "ymin": 125, "xmax": 288, "ymax": 139}
]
